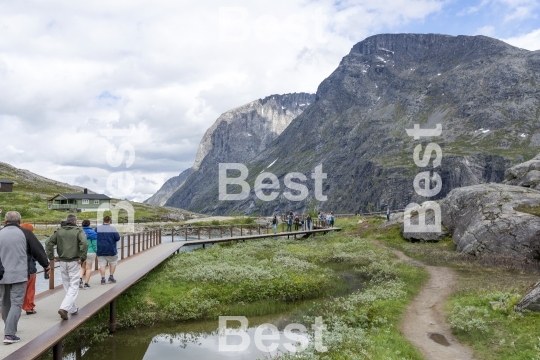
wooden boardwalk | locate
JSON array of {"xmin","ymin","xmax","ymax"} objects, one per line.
[{"xmin": 2, "ymin": 228, "xmax": 340, "ymax": 360}]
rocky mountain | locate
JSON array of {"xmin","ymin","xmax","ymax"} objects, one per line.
[
  {"xmin": 159, "ymin": 93, "xmax": 315, "ymax": 207},
  {"xmin": 144, "ymin": 168, "xmax": 193, "ymax": 206},
  {"xmin": 167, "ymin": 33, "xmax": 540, "ymax": 215}
]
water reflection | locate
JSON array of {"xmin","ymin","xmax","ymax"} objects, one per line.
[{"xmin": 71, "ymin": 315, "xmax": 305, "ymax": 360}]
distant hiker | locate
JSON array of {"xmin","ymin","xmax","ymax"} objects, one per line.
[
  {"xmin": 330, "ymin": 212, "xmax": 335, "ymax": 227},
  {"xmin": 46, "ymin": 214, "xmax": 87, "ymax": 321},
  {"xmin": 20, "ymin": 223, "xmax": 38, "ymax": 315},
  {"xmin": 306, "ymin": 214, "xmax": 312, "ymax": 230},
  {"xmin": 96, "ymin": 216, "xmax": 120, "ymax": 285},
  {"xmin": 0, "ymin": 211, "xmax": 49, "ymax": 343},
  {"xmin": 293, "ymin": 215, "xmax": 300, "ymax": 231},
  {"xmin": 272, "ymin": 215, "xmax": 278, "ymax": 234},
  {"xmin": 286, "ymin": 213, "xmax": 292, "ymax": 232},
  {"xmin": 386, "ymin": 208, "xmax": 390, "ymax": 222},
  {"xmin": 80, "ymin": 220, "xmax": 97, "ymax": 290}
]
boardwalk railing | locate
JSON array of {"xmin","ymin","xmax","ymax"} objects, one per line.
[
  {"xmin": 42, "ymin": 230, "xmax": 162, "ymax": 290},
  {"xmin": 8, "ymin": 227, "xmax": 340, "ymax": 360}
]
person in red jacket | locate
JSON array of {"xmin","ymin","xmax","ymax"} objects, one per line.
[{"xmin": 20, "ymin": 223, "xmax": 38, "ymax": 315}]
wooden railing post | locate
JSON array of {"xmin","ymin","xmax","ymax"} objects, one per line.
[
  {"xmin": 53, "ymin": 340, "xmax": 63, "ymax": 360},
  {"xmin": 220, "ymin": 227, "xmax": 223, "ymax": 238},
  {"xmin": 258, "ymin": 224, "xmax": 260, "ymax": 234},
  {"xmin": 159, "ymin": 229, "xmax": 162, "ymax": 244},
  {"xmin": 127, "ymin": 235, "xmax": 131, "ymax": 258},
  {"xmin": 120, "ymin": 236, "xmax": 124, "ymax": 259},
  {"xmin": 208, "ymin": 227, "xmax": 211, "ymax": 239},
  {"xmin": 240, "ymin": 225, "xmax": 243, "ymax": 236},
  {"xmin": 138, "ymin": 233, "xmax": 141, "ymax": 253},
  {"xmin": 230, "ymin": 226, "xmax": 233, "ymax": 237},
  {"xmin": 109, "ymin": 299, "xmax": 117, "ymax": 333},
  {"xmin": 172, "ymin": 228, "xmax": 174, "ymax": 242},
  {"xmin": 49, "ymin": 259, "xmax": 55, "ymax": 290},
  {"xmin": 197, "ymin": 228, "xmax": 200, "ymax": 240},
  {"xmin": 185, "ymin": 228, "xmax": 188, "ymax": 241}
]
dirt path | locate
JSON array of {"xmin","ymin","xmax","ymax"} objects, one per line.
[{"xmin": 376, "ymin": 242, "xmax": 475, "ymax": 360}]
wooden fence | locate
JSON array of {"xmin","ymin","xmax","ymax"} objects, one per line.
[{"xmin": 41, "ymin": 229, "xmax": 162, "ymax": 290}]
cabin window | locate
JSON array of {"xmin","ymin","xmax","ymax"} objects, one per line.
[{"xmin": 82, "ymin": 199, "xmax": 89, "ymax": 204}]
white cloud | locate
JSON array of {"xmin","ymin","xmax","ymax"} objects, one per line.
[
  {"xmin": 503, "ymin": 28, "xmax": 540, "ymax": 50},
  {"xmin": 0, "ymin": 0, "xmax": 458, "ymax": 202}
]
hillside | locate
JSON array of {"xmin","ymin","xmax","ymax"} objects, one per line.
[
  {"xmin": 0, "ymin": 161, "xmax": 191, "ymax": 222},
  {"xmin": 166, "ymin": 33, "xmax": 540, "ymax": 215}
]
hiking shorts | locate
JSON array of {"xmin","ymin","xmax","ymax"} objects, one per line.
[
  {"xmin": 85, "ymin": 253, "xmax": 96, "ymax": 264},
  {"xmin": 98, "ymin": 255, "xmax": 119, "ymax": 267}
]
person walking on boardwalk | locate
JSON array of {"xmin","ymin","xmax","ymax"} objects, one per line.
[
  {"xmin": 96, "ymin": 216, "xmax": 120, "ymax": 285},
  {"xmin": 286, "ymin": 213, "xmax": 292, "ymax": 232},
  {"xmin": 272, "ymin": 215, "xmax": 278, "ymax": 234},
  {"xmin": 306, "ymin": 214, "xmax": 312, "ymax": 231},
  {"xmin": 46, "ymin": 214, "xmax": 87, "ymax": 321},
  {"xmin": 293, "ymin": 215, "xmax": 300, "ymax": 231},
  {"xmin": 0, "ymin": 211, "xmax": 49, "ymax": 343},
  {"xmin": 20, "ymin": 223, "xmax": 38, "ymax": 315},
  {"xmin": 80, "ymin": 220, "xmax": 97, "ymax": 290},
  {"xmin": 386, "ymin": 208, "xmax": 390, "ymax": 222}
]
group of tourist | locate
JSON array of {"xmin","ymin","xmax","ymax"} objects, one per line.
[
  {"xmin": 276, "ymin": 210, "xmax": 335, "ymax": 233},
  {"xmin": 0, "ymin": 211, "xmax": 121, "ymax": 345}
]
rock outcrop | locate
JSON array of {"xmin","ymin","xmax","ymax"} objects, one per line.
[
  {"xmin": 166, "ymin": 33, "xmax": 540, "ymax": 215},
  {"xmin": 516, "ymin": 280, "xmax": 540, "ymax": 312},
  {"xmin": 503, "ymin": 153, "xmax": 540, "ymax": 190},
  {"xmin": 405, "ymin": 183, "xmax": 540, "ymax": 259}
]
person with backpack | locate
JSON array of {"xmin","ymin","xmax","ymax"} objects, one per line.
[{"xmin": 272, "ymin": 215, "xmax": 278, "ymax": 234}]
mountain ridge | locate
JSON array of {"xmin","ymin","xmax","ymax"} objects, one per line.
[{"xmin": 166, "ymin": 33, "xmax": 540, "ymax": 214}]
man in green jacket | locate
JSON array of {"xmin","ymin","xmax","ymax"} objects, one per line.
[{"xmin": 46, "ymin": 214, "xmax": 88, "ymax": 320}]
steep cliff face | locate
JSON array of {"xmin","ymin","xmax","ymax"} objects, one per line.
[
  {"xmin": 144, "ymin": 168, "xmax": 193, "ymax": 206},
  {"xmin": 193, "ymin": 93, "xmax": 316, "ymax": 170},
  {"xmin": 167, "ymin": 33, "xmax": 540, "ymax": 215},
  {"xmin": 153, "ymin": 93, "xmax": 314, "ymax": 207}
]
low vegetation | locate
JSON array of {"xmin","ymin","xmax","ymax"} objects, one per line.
[
  {"xmin": 61, "ymin": 218, "xmax": 428, "ymax": 359},
  {"xmin": 44, "ymin": 216, "xmax": 540, "ymax": 359}
]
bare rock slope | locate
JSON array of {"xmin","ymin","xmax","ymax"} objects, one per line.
[{"xmin": 167, "ymin": 33, "xmax": 540, "ymax": 215}]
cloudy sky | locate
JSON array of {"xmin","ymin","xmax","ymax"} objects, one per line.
[{"xmin": 0, "ymin": 0, "xmax": 539, "ymax": 202}]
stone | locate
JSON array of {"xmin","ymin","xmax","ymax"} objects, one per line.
[
  {"xmin": 441, "ymin": 183, "xmax": 540, "ymax": 260},
  {"xmin": 515, "ymin": 280, "xmax": 540, "ymax": 312},
  {"xmin": 503, "ymin": 153, "xmax": 540, "ymax": 190}
]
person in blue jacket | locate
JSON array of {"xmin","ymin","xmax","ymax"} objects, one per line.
[
  {"xmin": 80, "ymin": 220, "xmax": 98, "ymax": 289},
  {"xmin": 96, "ymin": 216, "xmax": 120, "ymax": 285}
]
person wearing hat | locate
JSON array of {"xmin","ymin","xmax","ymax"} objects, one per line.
[{"xmin": 20, "ymin": 223, "xmax": 38, "ymax": 315}]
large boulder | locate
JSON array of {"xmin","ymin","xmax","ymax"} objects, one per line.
[
  {"xmin": 503, "ymin": 153, "xmax": 540, "ymax": 190},
  {"xmin": 515, "ymin": 280, "xmax": 540, "ymax": 312},
  {"xmin": 441, "ymin": 183, "xmax": 540, "ymax": 259}
]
